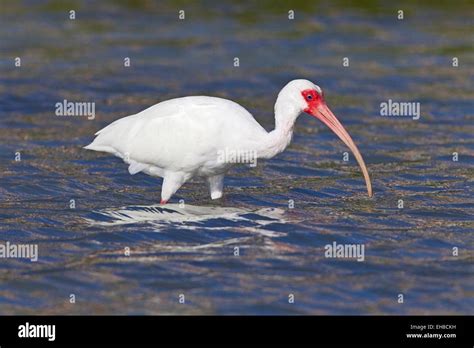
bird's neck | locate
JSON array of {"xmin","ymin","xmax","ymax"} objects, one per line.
[{"xmin": 257, "ymin": 98, "xmax": 300, "ymax": 159}]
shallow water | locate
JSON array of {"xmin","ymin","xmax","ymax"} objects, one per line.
[{"xmin": 0, "ymin": 0, "xmax": 473, "ymax": 314}]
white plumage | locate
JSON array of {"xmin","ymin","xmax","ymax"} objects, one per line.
[{"xmin": 85, "ymin": 79, "xmax": 372, "ymax": 203}]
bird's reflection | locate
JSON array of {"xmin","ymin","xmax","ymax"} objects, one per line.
[{"xmin": 85, "ymin": 203, "xmax": 288, "ymax": 237}]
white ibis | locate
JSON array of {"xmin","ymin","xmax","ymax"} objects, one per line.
[{"xmin": 85, "ymin": 79, "xmax": 373, "ymax": 203}]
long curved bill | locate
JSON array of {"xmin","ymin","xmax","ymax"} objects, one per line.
[{"xmin": 310, "ymin": 103, "xmax": 373, "ymax": 197}]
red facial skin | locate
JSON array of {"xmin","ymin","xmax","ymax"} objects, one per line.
[{"xmin": 301, "ymin": 89, "xmax": 324, "ymax": 113}]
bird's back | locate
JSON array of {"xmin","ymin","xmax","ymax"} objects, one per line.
[{"xmin": 85, "ymin": 96, "xmax": 268, "ymax": 174}]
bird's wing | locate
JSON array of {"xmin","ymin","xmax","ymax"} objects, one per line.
[{"xmin": 85, "ymin": 96, "xmax": 268, "ymax": 173}]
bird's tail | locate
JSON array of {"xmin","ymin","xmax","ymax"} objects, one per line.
[{"xmin": 83, "ymin": 141, "xmax": 115, "ymax": 154}]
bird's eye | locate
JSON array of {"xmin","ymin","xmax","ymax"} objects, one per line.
[{"xmin": 306, "ymin": 95, "xmax": 313, "ymax": 100}]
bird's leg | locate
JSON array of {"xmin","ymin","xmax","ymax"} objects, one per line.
[
  {"xmin": 161, "ymin": 172, "xmax": 188, "ymax": 203},
  {"xmin": 207, "ymin": 174, "xmax": 224, "ymax": 200}
]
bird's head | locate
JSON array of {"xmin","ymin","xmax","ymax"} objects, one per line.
[{"xmin": 278, "ymin": 79, "xmax": 373, "ymax": 197}]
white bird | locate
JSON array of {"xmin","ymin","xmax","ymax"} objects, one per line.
[{"xmin": 85, "ymin": 79, "xmax": 373, "ymax": 203}]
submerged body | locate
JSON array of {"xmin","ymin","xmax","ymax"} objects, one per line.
[{"xmin": 85, "ymin": 79, "xmax": 372, "ymax": 203}]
